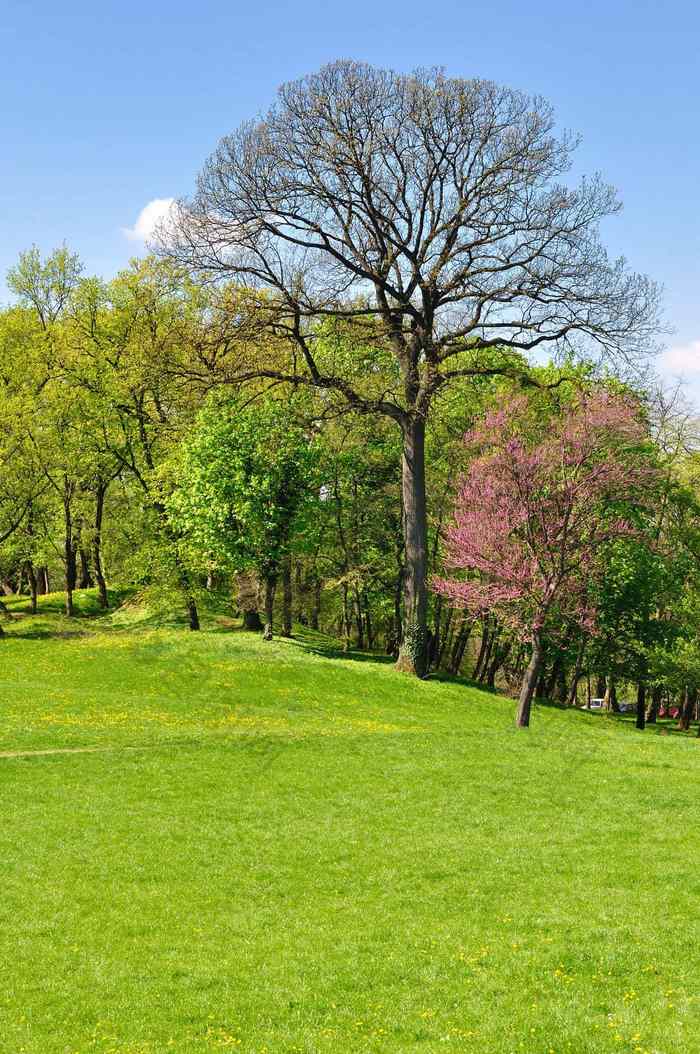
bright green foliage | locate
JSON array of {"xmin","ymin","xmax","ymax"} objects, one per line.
[{"xmin": 169, "ymin": 396, "xmax": 321, "ymax": 582}]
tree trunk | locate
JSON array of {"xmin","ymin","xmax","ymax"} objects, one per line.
[
  {"xmin": 79, "ymin": 548, "xmax": 93, "ymax": 590},
  {"xmin": 340, "ymin": 582, "xmax": 351, "ymax": 651},
  {"xmin": 93, "ymin": 482, "xmax": 108, "ymax": 609},
  {"xmin": 25, "ymin": 562, "xmax": 38, "ymax": 615},
  {"xmin": 478, "ymin": 627, "xmax": 498, "ymax": 684},
  {"xmin": 396, "ymin": 417, "xmax": 428, "ymax": 676},
  {"xmin": 544, "ymin": 655, "xmax": 561, "ymax": 700},
  {"xmin": 516, "ymin": 630, "xmax": 544, "ymax": 728},
  {"xmin": 64, "ymin": 482, "xmax": 77, "ymax": 618},
  {"xmin": 646, "ymin": 685, "xmax": 661, "ymax": 724},
  {"xmin": 187, "ymin": 598, "xmax": 200, "ymax": 631},
  {"xmin": 363, "ymin": 593, "xmax": 374, "ymax": 650},
  {"xmin": 679, "ymin": 686, "xmax": 698, "ymax": 732},
  {"xmin": 487, "ymin": 641, "xmax": 511, "ymax": 689},
  {"xmin": 353, "ymin": 583, "xmax": 364, "ymax": 649},
  {"xmin": 636, "ymin": 682, "xmax": 646, "ymax": 731},
  {"xmin": 472, "ymin": 620, "xmax": 491, "ymax": 680},
  {"xmin": 263, "ymin": 574, "xmax": 277, "ymax": 641},
  {"xmin": 281, "ymin": 553, "xmax": 293, "ymax": 637},
  {"xmin": 603, "ymin": 674, "xmax": 619, "ymax": 712},
  {"xmin": 310, "ymin": 574, "xmax": 321, "ymax": 631},
  {"xmin": 448, "ymin": 621, "xmax": 471, "ymax": 676},
  {"xmin": 556, "ymin": 662, "xmax": 568, "ymax": 703},
  {"xmin": 429, "ymin": 595, "xmax": 443, "ymax": 671},
  {"xmin": 567, "ymin": 640, "xmax": 586, "ymax": 706},
  {"xmin": 174, "ymin": 560, "xmax": 199, "ymax": 631},
  {"xmin": 436, "ymin": 607, "xmax": 453, "ymax": 669}
]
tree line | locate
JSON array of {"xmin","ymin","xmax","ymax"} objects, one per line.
[{"xmin": 4, "ymin": 61, "xmax": 698, "ymax": 731}]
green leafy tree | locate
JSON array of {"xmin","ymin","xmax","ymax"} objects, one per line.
[{"xmin": 169, "ymin": 396, "xmax": 320, "ymax": 639}]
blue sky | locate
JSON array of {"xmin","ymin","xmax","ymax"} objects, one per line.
[{"xmin": 2, "ymin": 0, "xmax": 698, "ymax": 392}]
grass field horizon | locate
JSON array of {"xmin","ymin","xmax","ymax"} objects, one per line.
[{"xmin": 2, "ymin": 591, "xmax": 699, "ymax": 1053}]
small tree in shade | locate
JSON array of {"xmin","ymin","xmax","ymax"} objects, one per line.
[{"xmin": 434, "ymin": 391, "xmax": 658, "ymax": 727}]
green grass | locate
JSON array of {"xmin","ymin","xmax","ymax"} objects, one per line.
[{"xmin": 2, "ymin": 592, "xmax": 700, "ymax": 1054}]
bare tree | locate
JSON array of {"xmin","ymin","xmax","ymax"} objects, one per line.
[{"xmin": 162, "ymin": 60, "xmax": 660, "ymax": 676}]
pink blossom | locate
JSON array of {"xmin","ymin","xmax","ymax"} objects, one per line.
[{"xmin": 433, "ymin": 391, "xmax": 656, "ymax": 640}]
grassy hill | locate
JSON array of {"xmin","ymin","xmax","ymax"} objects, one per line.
[{"xmin": 1, "ymin": 593, "xmax": 699, "ymax": 1053}]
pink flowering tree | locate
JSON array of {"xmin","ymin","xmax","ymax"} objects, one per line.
[{"xmin": 434, "ymin": 391, "xmax": 657, "ymax": 727}]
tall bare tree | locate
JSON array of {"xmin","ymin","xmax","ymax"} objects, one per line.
[{"xmin": 162, "ymin": 60, "xmax": 660, "ymax": 676}]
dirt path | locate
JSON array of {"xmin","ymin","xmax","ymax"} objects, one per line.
[{"xmin": 1, "ymin": 745, "xmax": 129, "ymax": 759}]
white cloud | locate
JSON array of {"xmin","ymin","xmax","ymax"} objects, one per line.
[
  {"xmin": 660, "ymin": 341, "xmax": 700, "ymax": 374},
  {"xmin": 122, "ymin": 197, "xmax": 176, "ymax": 242}
]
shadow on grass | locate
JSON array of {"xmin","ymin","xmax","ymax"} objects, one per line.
[
  {"xmin": 2, "ymin": 624, "xmax": 88, "ymax": 642},
  {"xmin": 282, "ymin": 627, "xmax": 397, "ymax": 666}
]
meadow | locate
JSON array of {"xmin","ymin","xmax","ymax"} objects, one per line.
[{"xmin": 1, "ymin": 593, "xmax": 699, "ymax": 1054}]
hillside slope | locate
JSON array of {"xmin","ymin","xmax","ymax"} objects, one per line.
[{"xmin": 1, "ymin": 594, "xmax": 699, "ymax": 1053}]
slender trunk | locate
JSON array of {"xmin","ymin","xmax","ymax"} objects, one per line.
[
  {"xmin": 437, "ymin": 607, "xmax": 453, "ymax": 669},
  {"xmin": 567, "ymin": 640, "xmax": 586, "ymax": 706},
  {"xmin": 396, "ymin": 417, "xmax": 428, "ymax": 676},
  {"xmin": 636, "ymin": 682, "xmax": 646, "ymax": 731},
  {"xmin": 487, "ymin": 641, "xmax": 511, "ymax": 689},
  {"xmin": 294, "ymin": 562, "xmax": 306, "ymax": 623},
  {"xmin": 516, "ymin": 630, "xmax": 544, "ymax": 728},
  {"xmin": 78, "ymin": 548, "xmax": 93, "ymax": 590},
  {"xmin": 353, "ymin": 584, "xmax": 364, "ymax": 649},
  {"xmin": 340, "ymin": 582, "xmax": 351, "ymax": 651},
  {"xmin": 281, "ymin": 553, "xmax": 293, "ymax": 638},
  {"xmin": 93, "ymin": 482, "xmax": 108, "ymax": 608},
  {"xmin": 510, "ymin": 644, "xmax": 525, "ymax": 686},
  {"xmin": 263, "ymin": 574, "xmax": 277, "ymax": 641},
  {"xmin": 391, "ymin": 561, "xmax": 404, "ymax": 656},
  {"xmin": 603, "ymin": 675, "xmax": 619, "ymax": 713},
  {"xmin": 473, "ymin": 620, "xmax": 491, "ymax": 680},
  {"xmin": 449, "ymin": 621, "xmax": 471, "ymax": 676},
  {"xmin": 174, "ymin": 560, "xmax": 199, "ymax": 631},
  {"xmin": 544, "ymin": 655, "xmax": 561, "ymax": 700},
  {"xmin": 429, "ymin": 595, "xmax": 443, "ymax": 670},
  {"xmin": 64, "ymin": 480, "xmax": 77, "ymax": 618},
  {"xmin": 478, "ymin": 628, "xmax": 497, "ymax": 684},
  {"xmin": 555, "ymin": 667, "xmax": 567, "ymax": 703},
  {"xmin": 187, "ymin": 598, "xmax": 200, "ymax": 631},
  {"xmin": 25, "ymin": 562, "xmax": 38, "ymax": 615},
  {"xmin": 310, "ymin": 574, "xmax": 321, "ymax": 631},
  {"xmin": 679, "ymin": 686, "xmax": 698, "ymax": 732},
  {"xmin": 646, "ymin": 685, "xmax": 661, "ymax": 724},
  {"xmin": 363, "ymin": 594, "xmax": 374, "ymax": 650}
]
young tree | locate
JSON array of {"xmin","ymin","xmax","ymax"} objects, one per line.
[
  {"xmin": 162, "ymin": 61, "xmax": 659, "ymax": 677},
  {"xmin": 434, "ymin": 391, "xmax": 659, "ymax": 727},
  {"xmin": 168, "ymin": 396, "xmax": 320, "ymax": 640}
]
